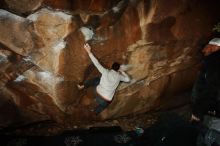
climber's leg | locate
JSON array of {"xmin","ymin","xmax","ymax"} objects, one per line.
[{"xmin": 94, "ymin": 93, "xmax": 110, "ymax": 114}]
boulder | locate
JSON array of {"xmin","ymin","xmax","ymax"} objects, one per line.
[{"xmin": 0, "ymin": 0, "xmax": 220, "ymax": 125}]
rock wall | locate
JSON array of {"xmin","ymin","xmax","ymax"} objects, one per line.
[{"xmin": 0, "ymin": 0, "xmax": 220, "ymax": 126}]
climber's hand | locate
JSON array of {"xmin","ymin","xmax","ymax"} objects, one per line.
[{"xmin": 84, "ymin": 43, "xmax": 91, "ymax": 54}]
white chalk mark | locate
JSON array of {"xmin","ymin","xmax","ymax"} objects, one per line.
[
  {"xmin": 14, "ymin": 75, "xmax": 25, "ymax": 82},
  {"xmin": 80, "ymin": 27, "xmax": 94, "ymax": 41},
  {"xmin": 53, "ymin": 40, "xmax": 66, "ymax": 53}
]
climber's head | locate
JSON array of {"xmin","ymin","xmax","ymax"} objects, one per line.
[
  {"xmin": 202, "ymin": 38, "xmax": 220, "ymax": 56},
  {"xmin": 111, "ymin": 62, "xmax": 120, "ymax": 71}
]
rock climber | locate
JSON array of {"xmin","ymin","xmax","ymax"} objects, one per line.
[{"xmin": 77, "ymin": 43, "xmax": 131, "ymax": 114}]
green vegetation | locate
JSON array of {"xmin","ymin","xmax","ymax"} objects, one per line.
[{"xmin": 213, "ymin": 23, "xmax": 220, "ymax": 32}]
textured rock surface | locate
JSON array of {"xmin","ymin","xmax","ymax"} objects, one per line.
[
  {"xmin": 5, "ymin": 0, "xmax": 43, "ymax": 14},
  {"xmin": 0, "ymin": 9, "xmax": 43, "ymax": 56},
  {"xmin": 0, "ymin": 0, "xmax": 220, "ymax": 127}
]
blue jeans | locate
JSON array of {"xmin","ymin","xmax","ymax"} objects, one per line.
[{"xmin": 84, "ymin": 77, "xmax": 110, "ymax": 114}]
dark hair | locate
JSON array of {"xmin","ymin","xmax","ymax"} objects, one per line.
[{"xmin": 111, "ymin": 62, "xmax": 120, "ymax": 71}]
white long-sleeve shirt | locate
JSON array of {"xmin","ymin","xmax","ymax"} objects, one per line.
[{"xmin": 88, "ymin": 52, "xmax": 130, "ymax": 101}]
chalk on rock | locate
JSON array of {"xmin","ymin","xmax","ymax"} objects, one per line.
[
  {"xmin": 112, "ymin": 0, "xmax": 126, "ymax": 13},
  {"xmin": 0, "ymin": 56, "xmax": 7, "ymax": 63},
  {"xmin": 112, "ymin": 6, "xmax": 120, "ymax": 13},
  {"xmin": 23, "ymin": 56, "xmax": 32, "ymax": 62},
  {"xmin": 14, "ymin": 75, "xmax": 25, "ymax": 82},
  {"xmin": 53, "ymin": 41, "xmax": 66, "ymax": 53},
  {"xmin": 80, "ymin": 27, "xmax": 94, "ymax": 41},
  {"xmin": 120, "ymin": 64, "xmax": 132, "ymax": 71}
]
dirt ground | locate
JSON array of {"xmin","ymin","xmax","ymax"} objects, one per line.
[{"xmin": 0, "ymin": 102, "xmax": 191, "ymax": 136}]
